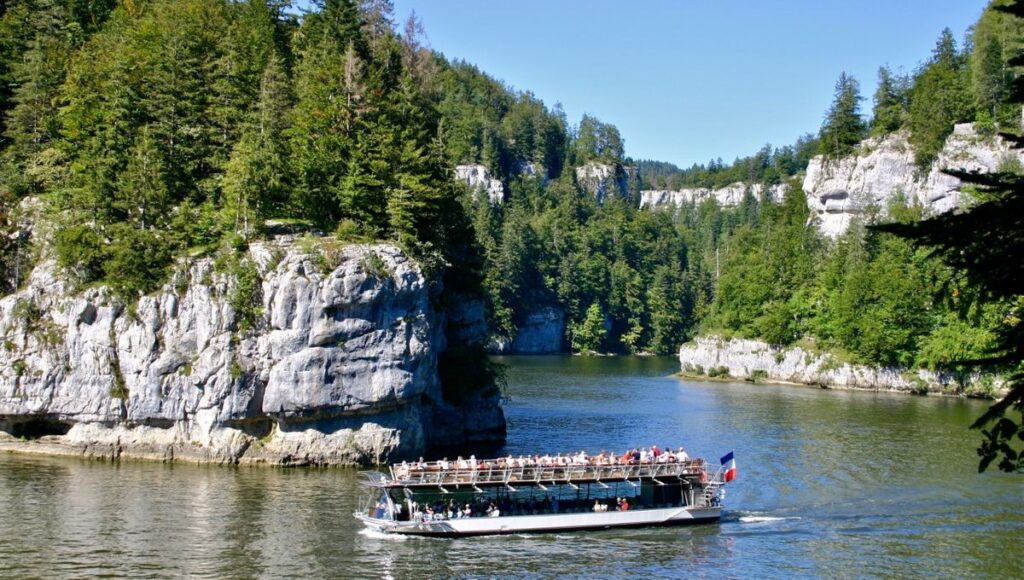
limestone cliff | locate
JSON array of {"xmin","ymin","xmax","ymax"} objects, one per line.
[
  {"xmin": 679, "ymin": 336, "xmax": 1001, "ymax": 397},
  {"xmin": 455, "ymin": 164, "xmax": 505, "ymax": 204},
  {"xmin": 640, "ymin": 182, "xmax": 788, "ymax": 210},
  {"xmin": 803, "ymin": 123, "xmax": 1024, "ymax": 237},
  {"xmin": 0, "ymin": 239, "xmax": 505, "ymax": 465},
  {"xmin": 575, "ymin": 162, "xmax": 632, "ymax": 204},
  {"xmin": 489, "ymin": 306, "xmax": 565, "ymax": 355}
]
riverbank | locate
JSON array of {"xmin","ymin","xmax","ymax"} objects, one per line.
[
  {"xmin": 0, "ymin": 421, "xmax": 399, "ymax": 467},
  {"xmin": 679, "ymin": 336, "xmax": 1003, "ymax": 399}
]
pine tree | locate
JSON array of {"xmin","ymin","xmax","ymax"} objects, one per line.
[
  {"xmin": 819, "ymin": 72, "xmax": 866, "ymax": 159},
  {"xmin": 573, "ymin": 301, "xmax": 607, "ymax": 354},
  {"xmin": 974, "ymin": 34, "xmax": 1007, "ymax": 121},
  {"xmin": 908, "ymin": 29, "xmax": 975, "ymax": 168},
  {"xmin": 222, "ymin": 53, "xmax": 293, "ymax": 238},
  {"xmin": 871, "ymin": 66, "xmax": 909, "ymax": 136}
]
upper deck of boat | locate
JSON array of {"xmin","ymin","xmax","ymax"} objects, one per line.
[{"xmin": 364, "ymin": 457, "xmax": 710, "ymax": 490}]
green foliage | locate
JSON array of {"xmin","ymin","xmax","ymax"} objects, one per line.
[
  {"xmin": 908, "ymin": 29, "xmax": 975, "ymax": 169},
  {"xmin": 819, "ymin": 72, "xmax": 867, "ymax": 159},
  {"xmin": 360, "ymin": 252, "xmax": 391, "ymax": 279},
  {"xmin": 229, "ymin": 258, "xmax": 263, "ymax": 333},
  {"xmin": 707, "ymin": 366, "xmax": 730, "ymax": 378},
  {"xmin": 871, "ymin": 66, "xmax": 910, "ymax": 136},
  {"xmin": 102, "ymin": 224, "xmax": 176, "ymax": 297},
  {"xmin": 53, "ymin": 224, "xmax": 105, "ymax": 283},
  {"xmin": 572, "ymin": 302, "xmax": 607, "ymax": 354},
  {"xmin": 109, "ymin": 358, "xmax": 127, "ymax": 400},
  {"xmin": 229, "ymin": 359, "xmax": 243, "ymax": 379},
  {"xmin": 637, "ymin": 135, "xmax": 818, "ymax": 190}
]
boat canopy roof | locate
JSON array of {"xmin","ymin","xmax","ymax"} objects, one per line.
[{"xmin": 362, "ymin": 456, "xmax": 711, "ymax": 490}]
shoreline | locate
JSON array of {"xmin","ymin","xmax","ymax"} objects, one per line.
[
  {"xmin": 673, "ymin": 370, "xmax": 998, "ymax": 400},
  {"xmin": 0, "ymin": 433, "xmax": 368, "ymax": 468}
]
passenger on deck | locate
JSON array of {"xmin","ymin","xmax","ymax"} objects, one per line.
[
  {"xmin": 457, "ymin": 456, "xmax": 468, "ymax": 469},
  {"xmin": 439, "ymin": 457, "xmax": 450, "ymax": 470}
]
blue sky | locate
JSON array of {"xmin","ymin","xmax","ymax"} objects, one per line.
[{"xmin": 300, "ymin": 1, "xmax": 989, "ymax": 167}]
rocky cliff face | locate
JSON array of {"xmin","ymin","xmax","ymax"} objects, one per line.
[
  {"xmin": 575, "ymin": 162, "xmax": 630, "ymax": 204},
  {"xmin": 455, "ymin": 164, "xmax": 505, "ymax": 204},
  {"xmin": 803, "ymin": 123, "xmax": 1024, "ymax": 237},
  {"xmin": 0, "ymin": 240, "xmax": 505, "ymax": 465},
  {"xmin": 679, "ymin": 336, "xmax": 999, "ymax": 397},
  {"xmin": 489, "ymin": 306, "xmax": 565, "ymax": 355},
  {"xmin": 640, "ymin": 182, "xmax": 788, "ymax": 210}
]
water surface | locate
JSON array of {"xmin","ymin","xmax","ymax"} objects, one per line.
[{"xmin": 0, "ymin": 356, "xmax": 1019, "ymax": 578}]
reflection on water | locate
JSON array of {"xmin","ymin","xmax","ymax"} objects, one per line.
[{"xmin": 0, "ymin": 355, "xmax": 1020, "ymax": 578}]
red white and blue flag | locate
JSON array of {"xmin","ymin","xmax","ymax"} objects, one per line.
[{"xmin": 720, "ymin": 451, "xmax": 737, "ymax": 482}]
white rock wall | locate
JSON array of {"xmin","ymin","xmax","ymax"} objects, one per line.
[
  {"xmin": 803, "ymin": 124, "xmax": 1024, "ymax": 237},
  {"xmin": 679, "ymin": 336, "xmax": 997, "ymax": 396},
  {"xmin": 455, "ymin": 164, "xmax": 505, "ymax": 204},
  {"xmin": 641, "ymin": 182, "xmax": 788, "ymax": 210},
  {"xmin": 0, "ymin": 240, "xmax": 505, "ymax": 465}
]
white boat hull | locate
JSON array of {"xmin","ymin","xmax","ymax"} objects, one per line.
[{"xmin": 358, "ymin": 506, "xmax": 721, "ymax": 537}]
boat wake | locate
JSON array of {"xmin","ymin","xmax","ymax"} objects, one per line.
[
  {"xmin": 358, "ymin": 528, "xmax": 411, "ymax": 541},
  {"xmin": 739, "ymin": 515, "xmax": 799, "ymax": 523}
]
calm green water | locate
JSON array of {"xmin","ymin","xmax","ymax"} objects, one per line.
[{"xmin": 0, "ymin": 356, "xmax": 1020, "ymax": 578}]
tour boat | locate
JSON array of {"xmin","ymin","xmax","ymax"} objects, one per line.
[{"xmin": 355, "ymin": 449, "xmax": 734, "ymax": 537}]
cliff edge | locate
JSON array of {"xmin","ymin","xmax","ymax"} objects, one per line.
[{"xmin": 0, "ymin": 238, "xmax": 505, "ymax": 465}]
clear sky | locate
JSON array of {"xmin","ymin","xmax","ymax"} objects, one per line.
[{"xmin": 302, "ymin": 1, "xmax": 990, "ymax": 168}]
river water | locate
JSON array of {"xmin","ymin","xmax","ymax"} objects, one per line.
[{"xmin": 0, "ymin": 356, "xmax": 1019, "ymax": 578}]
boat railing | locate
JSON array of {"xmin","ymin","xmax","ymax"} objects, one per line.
[{"xmin": 387, "ymin": 459, "xmax": 708, "ymax": 488}]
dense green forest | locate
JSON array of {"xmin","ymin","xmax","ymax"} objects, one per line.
[{"xmin": 0, "ymin": 0, "xmax": 1018, "ymax": 386}]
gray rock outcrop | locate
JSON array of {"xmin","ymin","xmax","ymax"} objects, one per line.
[
  {"xmin": 640, "ymin": 182, "xmax": 788, "ymax": 210},
  {"xmin": 803, "ymin": 123, "xmax": 1024, "ymax": 237},
  {"xmin": 0, "ymin": 240, "xmax": 505, "ymax": 465},
  {"xmin": 455, "ymin": 164, "xmax": 505, "ymax": 204},
  {"xmin": 575, "ymin": 162, "xmax": 629, "ymax": 203},
  {"xmin": 488, "ymin": 306, "xmax": 566, "ymax": 355},
  {"xmin": 678, "ymin": 336, "xmax": 1000, "ymax": 397}
]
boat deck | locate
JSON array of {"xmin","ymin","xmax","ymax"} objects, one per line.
[{"xmin": 374, "ymin": 459, "xmax": 709, "ymax": 489}]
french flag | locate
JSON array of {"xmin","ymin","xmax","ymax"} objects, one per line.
[{"xmin": 720, "ymin": 451, "xmax": 737, "ymax": 483}]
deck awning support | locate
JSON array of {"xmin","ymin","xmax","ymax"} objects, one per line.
[
  {"xmin": 505, "ymin": 484, "xmax": 517, "ymax": 493},
  {"xmin": 438, "ymin": 485, "xmax": 449, "ymax": 494}
]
